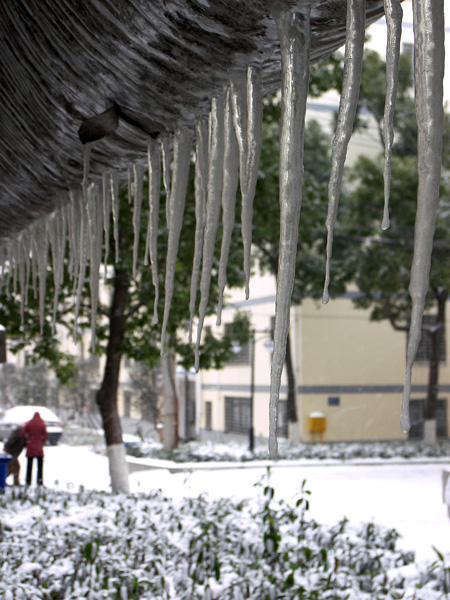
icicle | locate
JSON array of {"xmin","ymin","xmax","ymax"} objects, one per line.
[
  {"xmin": 194, "ymin": 96, "xmax": 225, "ymax": 370},
  {"xmin": 269, "ymin": 1, "xmax": 312, "ymax": 459},
  {"xmin": 243, "ymin": 66, "xmax": 262, "ymax": 298},
  {"xmin": 48, "ymin": 214, "xmax": 61, "ymax": 333},
  {"xmin": 188, "ymin": 117, "xmax": 209, "ymax": 341},
  {"xmin": 33, "ymin": 222, "xmax": 49, "ymax": 335},
  {"xmin": 230, "ymin": 67, "xmax": 263, "ymax": 299},
  {"xmin": 217, "ymin": 88, "xmax": 239, "ymax": 325},
  {"xmin": 11, "ymin": 239, "xmax": 18, "ymax": 296},
  {"xmin": 382, "ymin": 0, "xmax": 403, "ymax": 230},
  {"xmin": 82, "ymin": 144, "xmax": 92, "ymax": 205},
  {"xmin": 323, "ymin": 0, "xmax": 365, "ymax": 304},
  {"xmin": 102, "ymin": 173, "xmax": 111, "ymax": 276},
  {"xmin": 127, "ymin": 166, "xmax": 133, "ymax": 205},
  {"xmin": 30, "ymin": 224, "xmax": 38, "ymax": 300},
  {"xmin": 401, "ymin": 0, "xmax": 444, "ymax": 433},
  {"xmin": 17, "ymin": 236, "xmax": 27, "ymax": 328},
  {"xmin": 160, "ymin": 127, "xmax": 193, "ymax": 351},
  {"xmin": 110, "ymin": 171, "xmax": 120, "ymax": 263},
  {"xmin": 22, "ymin": 230, "xmax": 31, "ymax": 305},
  {"xmin": 146, "ymin": 139, "xmax": 161, "ymax": 325},
  {"xmin": 74, "ymin": 190, "xmax": 88, "ymax": 340},
  {"xmin": 132, "ymin": 164, "xmax": 144, "ymax": 280},
  {"xmin": 87, "ymin": 183, "xmax": 103, "ymax": 352},
  {"xmin": 161, "ymin": 134, "xmax": 172, "ymax": 227},
  {"xmin": 68, "ymin": 190, "xmax": 79, "ymax": 284},
  {"xmin": 49, "ymin": 207, "xmax": 67, "ymax": 332}
]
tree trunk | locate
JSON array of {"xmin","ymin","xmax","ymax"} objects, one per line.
[
  {"xmin": 424, "ymin": 293, "xmax": 447, "ymax": 443},
  {"xmin": 96, "ymin": 268, "xmax": 130, "ymax": 493}
]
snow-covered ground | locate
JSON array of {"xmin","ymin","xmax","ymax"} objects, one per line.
[{"xmin": 13, "ymin": 444, "xmax": 450, "ymax": 563}]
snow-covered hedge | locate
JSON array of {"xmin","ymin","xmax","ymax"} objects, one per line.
[
  {"xmin": 126, "ymin": 439, "xmax": 450, "ymax": 463},
  {"xmin": 1, "ymin": 476, "xmax": 449, "ymax": 599}
]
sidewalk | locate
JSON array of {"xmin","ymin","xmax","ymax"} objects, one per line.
[{"xmin": 126, "ymin": 453, "xmax": 450, "ymax": 474}]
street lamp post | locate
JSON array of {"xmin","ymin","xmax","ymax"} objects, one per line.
[{"xmin": 249, "ymin": 329, "xmax": 255, "ymax": 452}]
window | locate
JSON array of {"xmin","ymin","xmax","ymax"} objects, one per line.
[
  {"xmin": 408, "ymin": 399, "xmax": 448, "ymax": 439},
  {"xmin": 409, "ymin": 315, "xmax": 446, "ymax": 363},
  {"xmin": 277, "ymin": 400, "xmax": 288, "ymax": 438},
  {"xmin": 225, "ymin": 324, "xmax": 250, "ymax": 365},
  {"xmin": 205, "ymin": 401, "xmax": 212, "ymax": 431},
  {"xmin": 225, "ymin": 396, "xmax": 251, "ymax": 434}
]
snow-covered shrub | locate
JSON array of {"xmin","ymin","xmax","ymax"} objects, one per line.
[
  {"xmin": 0, "ymin": 475, "xmax": 448, "ymax": 599},
  {"xmin": 126, "ymin": 439, "xmax": 450, "ymax": 463}
]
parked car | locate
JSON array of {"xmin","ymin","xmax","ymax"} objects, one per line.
[{"xmin": 0, "ymin": 406, "xmax": 63, "ymax": 445}]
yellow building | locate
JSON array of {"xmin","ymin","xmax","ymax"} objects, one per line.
[{"xmin": 199, "ymin": 274, "xmax": 450, "ymax": 444}]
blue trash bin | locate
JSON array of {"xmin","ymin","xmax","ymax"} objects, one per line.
[{"xmin": 0, "ymin": 451, "xmax": 12, "ymax": 490}]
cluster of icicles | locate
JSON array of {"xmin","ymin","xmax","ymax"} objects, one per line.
[{"xmin": 0, "ymin": 0, "xmax": 445, "ymax": 457}]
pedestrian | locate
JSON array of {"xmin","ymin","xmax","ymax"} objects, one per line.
[
  {"xmin": 20, "ymin": 411, "xmax": 48, "ymax": 486},
  {"xmin": 3, "ymin": 426, "xmax": 25, "ymax": 485}
]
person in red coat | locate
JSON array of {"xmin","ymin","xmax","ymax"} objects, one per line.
[{"xmin": 20, "ymin": 412, "xmax": 48, "ymax": 486}]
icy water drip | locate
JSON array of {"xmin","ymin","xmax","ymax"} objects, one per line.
[
  {"xmin": 147, "ymin": 139, "xmax": 161, "ymax": 326},
  {"xmin": 195, "ymin": 96, "xmax": 225, "ymax": 371},
  {"xmin": 382, "ymin": 0, "xmax": 403, "ymax": 231},
  {"xmin": 217, "ymin": 88, "xmax": 239, "ymax": 326},
  {"xmin": 323, "ymin": 0, "xmax": 365, "ymax": 305},
  {"xmin": 161, "ymin": 127, "xmax": 193, "ymax": 352},
  {"xmin": 269, "ymin": 1, "xmax": 312, "ymax": 459},
  {"xmin": 401, "ymin": 0, "xmax": 445, "ymax": 433},
  {"xmin": 189, "ymin": 117, "xmax": 209, "ymax": 342}
]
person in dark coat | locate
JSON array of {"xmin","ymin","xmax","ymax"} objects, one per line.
[
  {"xmin": 3, "ymin": 426, "xmax": 25, "ymax": 485},
  {"xmin": 20, "ymin": 412, "xmax": 48, "ymax": 485}
]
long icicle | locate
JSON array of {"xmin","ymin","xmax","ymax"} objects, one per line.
[
  {"xmin": 161, "ymin": 134, "xmax": 172, "ymax": 228},
  {"xmin": 243, "ymin": 66, "xmax": 262, "ymax": 299},
  {"xmin": 22, "ymin": 230, "xmax": 31, "ymax": 306},
  {"xmin": 68, "ymin": 189, "xmax": 79, "ymax": 286},
  {"xmin": 381, "ymin": 0, "xmax": 403, "ymax": 231},
  {"xmin": 48, "ymin": 213, "xmax": 62, "ymax": 333},
  {"xmin": 269, "ymin": 1, "xmax": 312, "ymax": 459},
  {"xmin": 33, "ymin": 222, "xmax": 49, "ymax": 336},
  {"xmin": 230, "ymin": 67, "xmax": 262, "ymax": 299},
  {"xmin": 110, "ymin": 171, "xmax": 120, "ymax": 263},
  {"xmin": 195, "ymin": 96, "xmax": 225, "ymax": 370},
  {"xmin": 160, "ymin": 127, "xmax": 193, "ymax": 351},
  {"xmin": 217, "ymin": 87, "xmax": 239, "ymax": 325},
  {"xmin": 132, "ymin": 163, "xmax": 144, "ymax": 280},
  {"xmin": 323, "ymin": 0, "xmax": 366, "ymax": 304},
  {"xmin": 146, "ymin": 139, "xmax": 161, "ymax": 325},
  {"xmin": 87, "ymin": 183, "xmax": 103, "ymax": 352},
  {"xmin": 18, "ymin": 236, "xmax": 27, "ymax": 328},
  {"xmin": 188, "ymin": 116, "xmax": 209, "ymax": 342},
  {"xmin": 74, "ymin": 189, "xmax": 89, "ymax": 341},
  {"xmin": 102, "ymin": 172, "xmax": 111, "ymax": 276},
  {"xmin": 401, "ymin": 0, "xmax": 444, "ymax": 433}
]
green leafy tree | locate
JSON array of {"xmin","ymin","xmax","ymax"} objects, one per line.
[{"xmin": 0, "ymin": 167, "xmax": 250, "ymax": 491}]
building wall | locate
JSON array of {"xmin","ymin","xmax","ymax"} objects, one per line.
[
  {"xmin": 200, "ymin": 277, "xmax": 450, "ymax": 442},
  {"xmin": 295, "ymin": 295, "xmax": 450, "ymax": 441}
]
